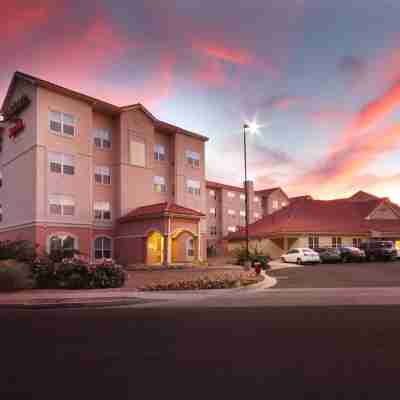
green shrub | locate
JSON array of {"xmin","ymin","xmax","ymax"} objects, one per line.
[
  {"xmin": 234, "ymin": 247, "xmax": 270, "ymax": 269},
  {"xmin": 32, "ymin": 259, "xmax": 126, "ymax": 289},
  {"xmin": 0, "ymin": 259, "xmax": 33, "ymax": 292},
  {"xmin": 0, "ymin": 240, "xmax": 37, "ymax": 262}
]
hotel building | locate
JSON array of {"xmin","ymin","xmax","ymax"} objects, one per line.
[{"xmin": 0, "ymin": 72, "xmax": 209, "ymax": 265}]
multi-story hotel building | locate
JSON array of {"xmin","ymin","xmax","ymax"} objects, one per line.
[
  {"xmin": 206, "ymin": 181, "xmax": 289, "ymax": 254},
  {"xmin": 0, "ymin": 72, "xmax": 209, "ymax": 265}
]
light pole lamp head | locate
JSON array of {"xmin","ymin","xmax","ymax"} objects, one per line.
[{"xmin": 243, "ymin": 123, "xmax": 249, "ymax": 129}]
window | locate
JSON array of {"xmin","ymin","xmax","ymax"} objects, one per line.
[
  {"xmin": 272, "ymin": 200, "xmax": 279, "ymax": 209},
  {"xmin": 49, "ymin": 195, "xmax": 75, "ymax": 216},
  {"xmin": 240, "ymin": 210, "xmax": 246, "ymax": 217},
  {"xmin": 209, "ymin": 208, "xmax": 216, "ymax": 216},
  {"xmin": 49, "ymin": 111, "xmax": 76, "ymax": 137},
  {"xmin": 49, "ymin": 235, "xmax": 76, "ymax": 253},
  {"xmin": 153, "ymin": 176, "xmax": 167, "ymax": 193},
  {"xmin": 154, "ymin": 144, "xmax": 166, "ymax": 161},
  {"xmin": 94, "ymin": 128, "xmax": 111, "ymax": 149},
  {"xmin": 210, "ymin": 226, "xmax": 217, "ymax": 236},
  {"xmin": 227, "ymin": 192, "xmax": 236, "ymax": 199},
  {"xmin": 187, "ymin": 179, "xmax": 201, "ymax": 195},
  {"xmin": 186, "ymin": 237, "xmax": 195, "ymax": 257},
  {"xmin": 240, "ymin": 193, "xmax": 245, "ymax": 201},
  {"xmin": 94, "ymin": 166, "xmax": 111, "ymax": 185},
  {"xmin": 0, "ymin": 204, "xmax": 2, "ymax": 222},
  {"xmin": 49, "ymin": 152, "xmax": 75, "ymax": 175},
  {"xmin": 254, "ymin": 212, "xmax": 260, "ymax": 219},
  {"xmin": 130, "ymin": 140, "xmax": 146, "ymax": 167},
  {"xmin": 332, "ymin": 237, "xmax": 342, "ymax": 248},
  {"xmin": 254, "ymin": 196, "xmax": 260, "ymax": 203},
  {"xmin": 282, "ymin": 201, "xmax": 287, "ymax": 207},
  {"xmin": 209, "ymin": 189, "xmax": 216, "ymax": 198},
  {"xmin": 227, "ymin": 226, "xmax": 236, "ymax": 232},
  {"xmin": 94, "ymin": 201, "xmax": 111, "ymax": 221},
  {"xmin": 0, "ymin": 171, "xmax": 2, "ymax": 188},
  {"xmin": 186, "ymin": 150, "xmax": 200, "ymax": 168},
  {"xmin": 308, "ymin": 236, "xmax": 319, "ymax": 249},
  {"xmin": 94, "ymin": 237, "xmax": 112, "ymax": 259},
  {"xmin": 353, "ymin": 238, "xmax": 362, "ymax": 248},
  {"xmin": 228, "ymin": 209, "xmax": 236, "ymax": 216}
]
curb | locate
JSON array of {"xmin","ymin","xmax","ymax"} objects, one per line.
[{"xmin": 0, "ymin": 297, "xmax": 149, "ymax": 310}]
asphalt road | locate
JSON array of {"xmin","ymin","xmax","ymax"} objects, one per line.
[{"xmin": 2, "ymin": 305, "xmax": 400, "ymax": 399}]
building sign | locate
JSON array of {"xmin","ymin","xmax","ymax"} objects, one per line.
[
  {"xmin": 3, "ymin": 94, "xmax": 31, "ymax": 122},
  {"xmin": 9, "ymin": 119, "xmax": 25, "ymax": 139}
]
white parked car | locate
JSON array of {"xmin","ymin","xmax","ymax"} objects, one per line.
[
  {"xmin": 396, "ymin": 247, "xmax": 400, "ymax": 259},
  {"xmin": 281, "ymin": 248, "xmax": 321, "ymax": 265}
]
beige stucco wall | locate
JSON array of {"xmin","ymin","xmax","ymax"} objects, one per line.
[
  {"xmin": 1, "ymin": 79, "xmax": 37, "ymax": 227},
  {"xmin": 262, "ymin": 189, "xmax": 289, "ymax": 216}
]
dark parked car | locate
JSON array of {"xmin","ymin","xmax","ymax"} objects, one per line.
[
  {"xmin": 359, "ymin": 240, "xmax": 397, "ymax": 261},
  {"xmin": 336, "ymin": 246, "xmax": 366, "ymax": 263},
  {"xmin": 314, "ymin": 248, "xmax": 342, "ymax": 263}
]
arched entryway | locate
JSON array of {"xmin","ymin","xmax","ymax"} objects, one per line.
[
  {"xmin": 171, "ymin": 229, "xmax": 198, "ymax": 263},
  {"xmin": 146, "ymin": 231, "xmax": 164, "ymax": 265}
]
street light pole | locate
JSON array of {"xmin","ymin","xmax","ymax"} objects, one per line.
[{"xmin": 243, "ymin": 124, "xmax": 250, "ymax": 263}]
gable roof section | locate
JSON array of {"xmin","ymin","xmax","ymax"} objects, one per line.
[
  {"xmin": 118, "ymin": 202, "xmax": 205, "ymax": 223},
  {"xmin": 1, "ymin": 71, "xmax": 208, "ymax": 142},
  {"xmin": 256, "ymin": 187, "xmax": 288, "ymax": 199},
  {"xmin": 206, "ymin": 180, "xmax": 245, "ymax": 193},
  {"xmin": 227, "ymin": 197, "xmax": 400, "ymax": 240}
]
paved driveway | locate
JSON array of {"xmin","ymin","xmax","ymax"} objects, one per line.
[{"xmin": 268, "ymin": 260, "xmax": 400, "ymax": 288}]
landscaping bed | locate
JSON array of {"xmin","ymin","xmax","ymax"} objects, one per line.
[{"xmin": 131, "ymin": 269, "xmax": 264, "ymax": 291}]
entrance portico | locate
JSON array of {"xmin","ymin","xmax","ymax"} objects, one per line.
[{"xmin": 115, "ymin": 202, "xmax": 205, "ymax": 266}]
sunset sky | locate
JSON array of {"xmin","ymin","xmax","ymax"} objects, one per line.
[{"xmin": 2, "ymin": 1, "xmax": 400, "ymax": 202}]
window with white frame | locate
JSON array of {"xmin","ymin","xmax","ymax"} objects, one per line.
[
  {"xmin": 227, "ymin": 191, "xmax": 236, "ymax": 199},
  {"xmin": 130, "ymin": 139, "xmax": 146, "ymax": 167},
  {"xmin": 94, "ymin": 236, "xmax": 112, "ymax": 259},
  {"xmin": 308, "ymin": 236, "xmax": 319, "ymax": 249},
  {"xmin": 332, "ymin": 237, "xmax": 342, "ymax": 248},
  {"xmin": 228, "ymin": 209, "xmax": 236, "ymax": 216},
  {"xmin": 353, "ymin": 238, "xmax": 362, "ymax": 248},
  {"xmin": 254, "ymin": 196, "xmax": 260, "ymax": 203},
  {"xmin": 186, "ymin": 237, "xmax": 195, "ymax": 257},
  {"xmin": 49, "ymin": 195, "xmax": 75, "ymax": 216},
  {"xmin": 49, "ymin": 152, "xmax": 75, "ymax": 175},
  {"xmin": 240, "ymin": 193, "xmax": 245, "ymax": 201},
  {"xmin": 240, "ymin": 210, "xmax": 246, "ymax": 217},
  {"xmin": 210, "ymin": 226, "xmax": 217, "ymax": 236},
  {"xmin": 186, "ymin": 150, "xmax": 200, "ymax": 168},
  {"xmin": 254, "ymin": 212, "xmax": 260, "ymax": 219},
  {"xmin": 153, "ymin": 176, "xmax": 167, "ymax": 193},
  {"xmin": 154, "ymin": 144, "xmax": 166, "ymax": 161},
  {"xmin": 94, "ymin": 128, "xmax": 111, "ymax": 149},
  {"xmin": 187, "ymin": 179, "xmax": 201, "ymax": 195},
  {"xmin": 94, "ymin": 201, "xmax": 111, "ymax": 221},
  {"xmin": 209, "ymin": 189, "xmax": 216, "ymax": 198},
  {"xmin": 272, "ymin": 200, "xmax": 279, "ymax": 209},
  {"xmin": 49, "ymin": 111, "xmax": 76, "ymax": 137},
  {"xmin": 94, "ymin": 166, "xmax": 111, "ymax": 185},
  {"xmin": 49, "ymin": 234, "xmax": 76, "ymax": 253},
  {"xmin": 209, "ymin": 208, "xmax": 216, "ymax": 216},
  {"xmin": 227, "ymin": 226, "xmax": 236, "ymax": 232},
  {"xmin": 282, "ymin": 201, "xmax": 287, "ymax": 207}
]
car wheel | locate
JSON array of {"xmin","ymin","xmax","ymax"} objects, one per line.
[
  {"xmin": 342, "ymin": 256, "xmax": 347, "ymax": 263},
  {"xmin": 296, "ymin": 258, "xmax": 302, "ymax": 265}
]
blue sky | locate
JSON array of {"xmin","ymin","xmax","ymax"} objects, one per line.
[{"xmin": 2, "ymin": 0, "xmax": 400, "ymax": 201}]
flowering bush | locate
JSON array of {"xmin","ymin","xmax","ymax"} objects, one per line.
[
  {"xmin": 142, "ymin": 272, "xmax": 263, "ymax": 291},
  {"xmin": 31, "ymin": 258, "xmax": 127, "ymax": 289}
]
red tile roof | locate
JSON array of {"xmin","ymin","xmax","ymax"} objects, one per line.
[
  {"xmin": 228, "ymin": 195, "xmax": 400, "ymax": 240},
  {"xmin": 119, "ymin": 202, "xmax": 205, "ymax": 223}
]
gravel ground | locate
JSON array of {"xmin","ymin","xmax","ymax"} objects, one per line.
[{"xmin": 268, "ymin": 260, "xmax": 400, "ymax": 288}]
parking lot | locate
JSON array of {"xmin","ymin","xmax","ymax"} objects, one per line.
[{"xmin": 268, "ymin": 260, "xmax": 400, "ymax": 289}]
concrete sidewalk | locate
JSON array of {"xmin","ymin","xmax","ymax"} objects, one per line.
[{"xmin": 0, "ymin": 272, "xmax": 274, "ymax": 309}]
